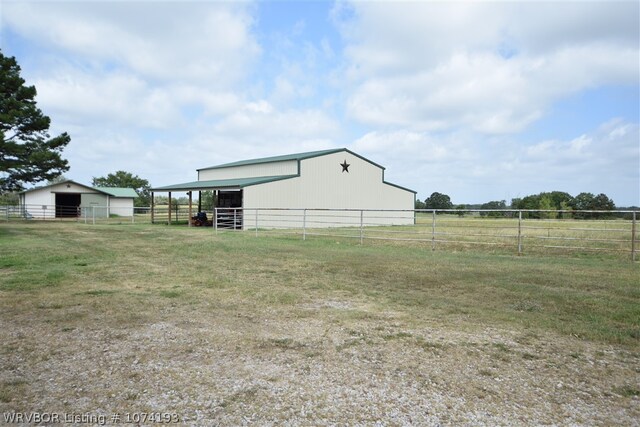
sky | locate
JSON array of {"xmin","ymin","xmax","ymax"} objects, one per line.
[{"xmin": 1, "ymin": 0, "xmax": 639, "ymax": 206}]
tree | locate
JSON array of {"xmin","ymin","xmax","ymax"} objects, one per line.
[
  {"xmin": 573, "ymin": 192, "xmax": 595, "ymax": 219},
  {"xmin": 424, "ymin": 192, "xmax": 453, "ymax": 210},
  {"xmin": 573, "ymin": 192, "xmax": 616, "ymax": 219},
  {"xmin": 592, "ymin": 193, "xmax": 615, "ymax": 211},
  {"xmin": 0, "ymin": 51, "xmax": 70, "ymax": 192},
  {"xmin": 538, "ymin": 194, "xmax": 557, "ymax": 219},
  {"xmin": 199, "ymin": 190, "xmax": 216, "ymax": 210},
  {"xmin": 480, "ymin": 200, "xmax": 507, "ymax": 217},
  {"xmin": 92, "ymin": 171, "xmax": 151, "ymax": 207},
  {"xmin": 0, "ymin": 191, "xmax": 18, "ymax": 206},
  {"xmin": 414, "ymin": 199, "xmax": 426, "ymax": 210},
  {"xmin": 512, "ymin": 194, "xmax": 540, "ymax": 211},
  {"xmin": 48, "ymin": 174, "xmax": 69, "ymax": 185},
  {"xmin": 454, "ymin": 204, "xmax": 466, "ymax": 217},
  {"xmin": 545, "ymin": 191, "xmax": 574, "ymax": 210}
]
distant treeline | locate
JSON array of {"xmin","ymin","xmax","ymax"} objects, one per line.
[{"xmin": 416, "ymin": 191, "xmax": 636, "ymax": 219}]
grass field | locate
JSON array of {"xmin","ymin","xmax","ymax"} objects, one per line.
[{"xmin": 0, "ymin": 221, "xmax": 638, "ymax": 425}]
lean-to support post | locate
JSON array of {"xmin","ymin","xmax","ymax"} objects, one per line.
[
  {"xmin": 151, "ymin": 192, "xmax": 155, "ymax": 224},
  {"xmin": 168, "ymin": 192, "xmax": 172, "ymax": 225},
  {"xmin": 188, "ymin": 191, "xmax": 192, "ymax": 227}
]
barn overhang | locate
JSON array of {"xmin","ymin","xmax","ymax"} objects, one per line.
[
  {"xmin": 150, "ymin": 175, "xmax": 299, "ymax": 226},
  {"xmin": 150, "ymin": 175, "xmax": 297, "ymax": 192}
]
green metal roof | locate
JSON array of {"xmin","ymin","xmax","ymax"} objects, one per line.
[
  {"xmin": 197, "ymin": 148, "xmax": 347, "ymax": 171},
  {"xmin": 151, "ymin": 175, "xmax": 297, "ymax": 192},
  {"xmin": 94, "ymin": 187, "xmax": 139, "ymax": 198}
]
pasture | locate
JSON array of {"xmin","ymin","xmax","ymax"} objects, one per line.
[{"xmin": 0, "ymin": 221, "xmax": 638, "ymax": 425}]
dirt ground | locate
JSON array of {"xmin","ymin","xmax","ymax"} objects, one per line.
[{"xmin": 1, "ymin": 300, "xmax": 638, "ymax": 426}]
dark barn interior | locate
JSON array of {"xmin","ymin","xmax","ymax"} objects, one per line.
[{"xmin": 54, "ymin": 193, "xmax": 81, "ymax": 218}]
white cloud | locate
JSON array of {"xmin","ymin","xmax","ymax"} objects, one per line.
[
  {"xmin": 3, "ymin": 2, "xmax": 260, "ymax": 85},
  {"xmin": 213, "ymin": 101, "xmax": 340, "ymax": 143},
  {"xmin": 336, "ymin": 1, "xmax": 639, "ymax": 134},
  {"xmin": 363, "ymin": 119, "xmax": 639, "ymax": 205},
  {"xmin": 353, "ymin": 130, "xmax": 457, "ymax": 164},
  {"xmin": 2, "ymin": 1, "xmax": 263, "ymax": 134},
  {"xmin": 33, "ymin": 70, "xmax": 180, "ymax": 128}
]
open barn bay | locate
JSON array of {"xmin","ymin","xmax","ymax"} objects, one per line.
[{"xmin": 1, "ymin": 222, "xmax": 638, "ymax": 425}]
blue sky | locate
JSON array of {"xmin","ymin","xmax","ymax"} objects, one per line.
[{"xmin": 1, "ymin": 0, "xmax": 638, "ymax": 206}]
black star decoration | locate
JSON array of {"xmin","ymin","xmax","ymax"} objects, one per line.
[{"xmin": 340, "ymin": 160, "xmax": 350, "ymax": 173}]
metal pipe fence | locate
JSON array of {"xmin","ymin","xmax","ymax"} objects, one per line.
[
  {"xmin": 211, "ymin": 208, "xmax": 638, "ymax": 261},
  {"xmin": 1, "ymin": 204, "xmax": 150, "ymax": 224},
  {"xmin": 3, "ymin": 205, "xmax": 638, "ymax": 261}
]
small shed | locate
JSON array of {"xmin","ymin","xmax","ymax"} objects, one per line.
[
  {"xmin": 19, "ymin": 180, "xmax": 138, "ymax": 219},
  {"xmin": 152, "ymin": 148, "xmax": 416, "ymax": 229}
]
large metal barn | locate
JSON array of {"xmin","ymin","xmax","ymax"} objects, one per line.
[{"xmin": 151, "ymin": 148, "xmax": 416, "ymax": 230}]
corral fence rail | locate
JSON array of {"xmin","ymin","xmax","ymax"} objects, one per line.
[
  {"xmin": 0, "ymin": 204, "xmax": 153, "ymax": 224},
  {"xmin": 2, "ymin": 204, "xmax": 638, "ymax": 261},
  {"xmin": 213, "ymin": 207, "xmax": 639, "ymax": 261}
]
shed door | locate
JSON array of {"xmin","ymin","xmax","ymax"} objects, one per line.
[{"xmin": 55, "ymin": 193, "xmax": 81, "ymax": 218}]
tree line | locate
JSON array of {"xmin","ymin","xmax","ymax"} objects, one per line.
[{"xmin": 416, "ymin": 191, "xmax": 624, "ymax": 219}]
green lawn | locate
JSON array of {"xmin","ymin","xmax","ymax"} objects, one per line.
[{"xmin": 0, "ymin": 221, "xmax": 638, "ymax": 424}]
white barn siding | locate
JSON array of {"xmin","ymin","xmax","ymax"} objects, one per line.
[
  {"xmin": 108, "ymin": 198, "xmax": 134, "ymax": 216},
  {"xmin": 199, "ymin": 160, "xmax": 298, "ymax": 181},
  {"xmin": 22, "ymin": 187, "xmax": 55, "ymax": 209},
  {"xmin": 243, "ymin": 152, "xmax": 414, "ymax": 229}
]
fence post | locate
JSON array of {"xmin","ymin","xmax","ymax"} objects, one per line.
[
  {"xmin": 632, "ymin": 211, "xmax": 637, "ymax": 262},
  {"xmin": 214, "ymin": 208, "xmax": 218, "ymax": 235},
  {"xmin": 431, "ymin": 210, "xmax": 436, "ymax": 251},
  {"xmin": 518, "ymin": 210, "xmax": 523, "ymax": 256},
  {"xmin": 255, "ymin": 209, "xmax": 259, "ymax": 237},
  {"xmin": 360, "ymin": 210, "xmax": 364, "ymax": 245},
  {"xmin": 303, "ymin": 209, "xmax": 307, "ymax": 241}
]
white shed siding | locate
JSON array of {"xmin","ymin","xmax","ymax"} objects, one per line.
[
  {"xmin": 23, "ymin": 188, "xmax": 55, "ymax": 209},
  {"xmin": 243, "ymin": 152, "xmax": 414, "ymax": 228},
  {"xmin": 199, "ymin": 160, "xmax": 298, "ymax": 181},
  {"xmin": 108, "ymin": 198, "xmax": 134, "ymax": 216}
]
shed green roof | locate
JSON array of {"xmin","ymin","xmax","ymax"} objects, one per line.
[
  {"xmin": 151, "ymin": 175, "xmax": 297, "ymax": 192},
  {"xmin": 197, "ymin": 148, "xmax": 349, "ymax": 171},
  {"xmin": 94, "ymin": 187, "xmax": 138, "ymax": 198}
]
